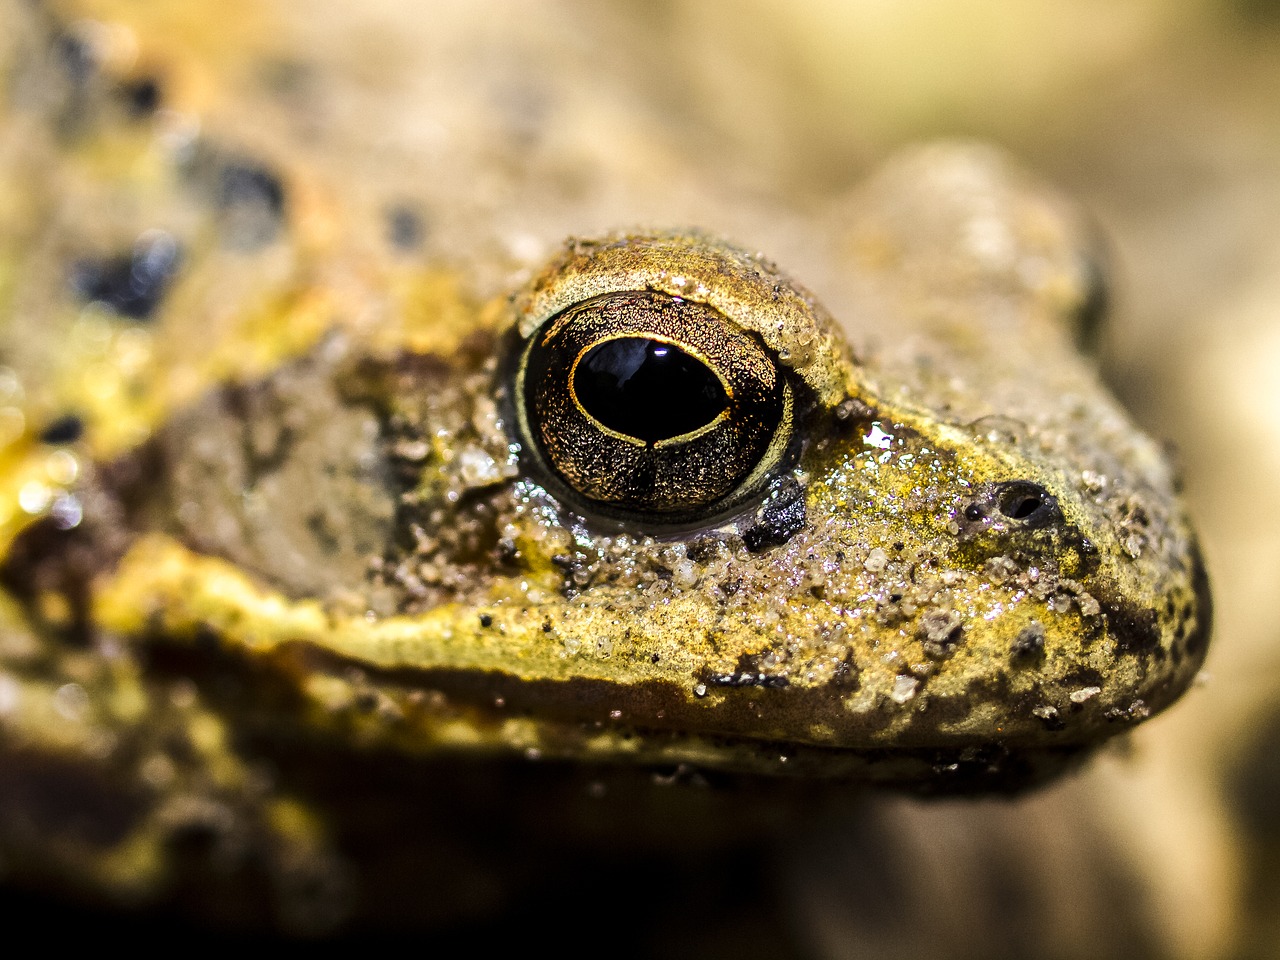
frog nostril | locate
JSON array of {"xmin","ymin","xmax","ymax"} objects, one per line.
[
  {"xmin": 994, "ymin": 481, "xmax": 1057, "ymax": 525},
  {"xmin": 1003, "ymin": 493, "xmax": 1044, "ymax": 520},
  {"xmin": 960, "ymin": 481, "xmax": 1060, "ymax": 534}
]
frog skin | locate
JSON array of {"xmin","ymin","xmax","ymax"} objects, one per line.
[{"xmin": 0, "ymin": 0, "xmax": 1209, "ymax": 935}]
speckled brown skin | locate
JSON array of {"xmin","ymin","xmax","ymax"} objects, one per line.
[
  {"xmin": 0, "ymin": 0, "xmax": 1209, "ymax": 936},
  {"xmin": 62, "ymin": 212, "xmax": 1206, "ymax": 784}
]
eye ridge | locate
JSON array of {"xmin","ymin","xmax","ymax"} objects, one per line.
[{"xmin": 568, "ymin": 333, "xmax": 734, "ymax": 446}]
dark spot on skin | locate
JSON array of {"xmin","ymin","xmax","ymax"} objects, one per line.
[
  {"xmin": 386, "ymin": 205, "xmax": 427, "ymax": 251},
  {"xmin": 39, "ymin": 413, "xmax": 85, "ymax": 445},
  {"xmin": 304, "ymin": 510, "xmax": 342, "ymax": 557},
  {"xmin": 219, "ymin": 384, "xmax": 298, "ymax": 487},
  {"xmin": 743, "ymin": 476, "xmax": 806, "ymax": 553},
  {"xmin": 219, "ymin": 161, "xmax": 285, "ymax": 215},
  {"xmin": 214, "ymin": 158, "xmax": 286, "ymax": 248},
  {"xmin": 830, "ymin": 397, "xmax": 876, "ymax": 440},
  {"xmin": 53, "ymin": 31, "xmax": 96, "ymax": 89},
  {"xmin": 0, "ymin": 513, "xmax": 125, "ymax": 648},
  {"xmin": 550, "ymin": 553, "xmax": 586, "ymax": 596},
  {"xmin": 1102, "ymin": 599, "xmax": 1162, "ymax": 656},
  {"xmin": 69, "ymin": 231, "xmax": 182, "ymax": 321},
  {"xmin": 1061, "ymin": 666, "xmax": 1107, "ymax": 692},
  {"xmin": 1183, "ymin": 545, "xmax": 1214, "ymax": 659},
  {"xmin": 30, "ymin": 23, "xmax": 101, "ymax": 136},
  {"xmin": 486, "ymin": 531, "xmax": 516, "ymax": 562},
  {"xmin": 1010, "ymin": 622, "xmax": 1046, "ymax": 664},
  {"xmin": 118, "ymin": 75, "xmax": 162, "ymax": 116},
  {"xmin": 684, "ymin": 537, "xmax": 724, "ymax": 564}
]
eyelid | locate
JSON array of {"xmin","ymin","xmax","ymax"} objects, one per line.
[{"xmin": 512, "ymin": 231, "xmax": 859, "ymax": 408}]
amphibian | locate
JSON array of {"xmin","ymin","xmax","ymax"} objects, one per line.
[{"xmin": 0, "ymin": 0, "xmax": 1209, "ymax": 935}]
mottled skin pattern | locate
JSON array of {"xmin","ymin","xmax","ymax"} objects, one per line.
[{"xmin": 0, "ymin": 0, "xmax": 1208, "ymax": 936}]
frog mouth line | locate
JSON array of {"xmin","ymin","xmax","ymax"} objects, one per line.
[
  {"xmin": 137, "ymin": 625, "xmax": 1098, "ymax": 791},
  {"xmin": 105, "ymin": 534, "xmax": 1202, "ymax": 768}
]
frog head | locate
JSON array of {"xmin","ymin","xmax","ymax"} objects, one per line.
[{"xmin": 8, "ymin": 147, "xmax": 1209, "ymax": 789}]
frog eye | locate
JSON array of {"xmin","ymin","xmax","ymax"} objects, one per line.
[{"xmin": 516, "ymin": 290, "xmax": 794, "ymax": 521}]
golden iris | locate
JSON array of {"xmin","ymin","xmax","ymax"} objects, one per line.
[{"xmin": 516, "ymin": 290, "xmax": 793, "ymax": 520}]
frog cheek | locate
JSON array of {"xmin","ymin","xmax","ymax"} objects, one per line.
[{"xmin": 515, "ymin": 290, "xmax": 796, "ymax": 525}]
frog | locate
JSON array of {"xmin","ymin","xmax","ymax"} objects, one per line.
[{"xmin": 0, "ymin": 0, "xmax": 1210, "ymax": 939}]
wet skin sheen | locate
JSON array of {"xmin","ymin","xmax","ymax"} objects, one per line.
[{"xmin": 0, "ymin": 0, "xmax": 1209, "ymax": 931}]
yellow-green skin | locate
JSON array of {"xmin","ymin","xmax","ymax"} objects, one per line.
[{"xmin": 0, "ymin": 0, "xmax": 1208, "ymax": 932}]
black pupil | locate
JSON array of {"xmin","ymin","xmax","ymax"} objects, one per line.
[{"xmin": 573, "ymin": 337, "xmax": 729, "ymax": 443}]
